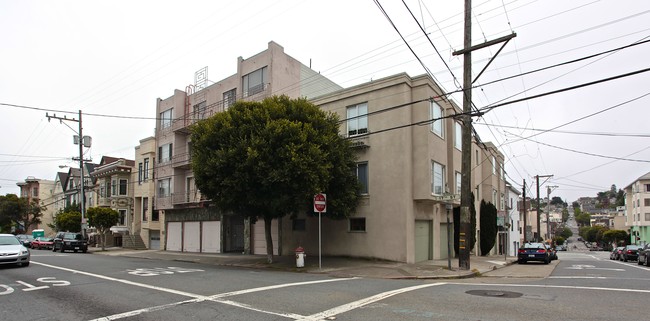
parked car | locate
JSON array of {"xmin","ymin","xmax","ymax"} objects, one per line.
[
  {"xmin": 0, "ymin": 234, "xmax": 30, "ymax": 267},
  {"xmin": 620, "ymin": 245, "xmax": 641, "ymax": 262},
  {"xmin": 16, "ymin": 234, "xmax": 34, "ymax": 248},
  {"xmin": 610, "ymin": 246, "xmax": 625, "ymax": 260},
  {"xmin": 52, "ymin": 232, "xmax": 88, "ymax": 253},
  {"xmin": 518, "ymin": 242, "xmax": 552, "ymax": 264},
  {"xmin": 31, "ymin": 237, "xmax": 54, "ymax": 250},
  {"xmin": 637, "ymin": 244, "xmax": 650, "ymax": 266},
  {"xmin": 555, "ymin": 245, "xmax": 567, "ymax": 251}
]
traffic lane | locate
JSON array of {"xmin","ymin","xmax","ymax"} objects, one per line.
[
  {"xmin": 322, "ymin": 282, "xmax": 649, "ymax": 321},
  {"xmin": 3, "ymin": 261, "xmax": 197, "ymax": 321}
]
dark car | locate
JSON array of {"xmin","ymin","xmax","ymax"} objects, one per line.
[
  {"xmin": 610, "ymin": 246, "xmax": 624, "ymax": 260},
  {"xmin": 637, "ymin": 244, "xmax": 650, "ymax": 266},
  {"xmin": 518, "ymin": 242, "xmax": 552, "ymax": 264},
  {"xmin": 16, "ymin": 234, "xmax": 34, "ymax": 248},
  {"xmin": 620, "ymin": 245, "xmax": 640, "ymax": 262},
  {"xmin": 52, "ymin": 232, "xmax": 88, "ymax": 253}
]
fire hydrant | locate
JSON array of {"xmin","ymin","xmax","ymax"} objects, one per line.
[{"xmin": 295, "ymin": 247, "xmax": 305, "ymax": 268}]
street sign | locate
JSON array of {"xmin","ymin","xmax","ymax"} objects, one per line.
[{"xmin": 314, "ymin": 193, "xmax": 326, "ymax": 213}]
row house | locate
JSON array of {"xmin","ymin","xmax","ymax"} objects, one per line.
[
  {"xmin": 154, "ymin": 41, "xmax": 342, "ymax": 254},
  {"xmin": 624, "ymin": 171, "xmax": 650, "ymax": 244},
  {"xmin": 505, "ymin": 183, "xmax": 521, "ymax": 256},
  {"xmin": 132, "ymin": 137, "xmax": 161, "ymax": 249},
  {"xmin": 16, "ymin": 176, "xmax": 55, "ymax": 235}
]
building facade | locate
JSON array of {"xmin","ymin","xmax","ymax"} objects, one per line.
[
  {"xmin": 624, "ymin": 172, "xmax": 650, "ymax": 245},
  {"xmin": 16, "ymin": 177, "xmax": 55, "ymax": 235},
  {"xmin": 505, "ymin": 183, "xmax": 521, "ymax": 256},
  {"xmin": 133, "ymin": 137, "xmax": 161, "ymax": 249}
]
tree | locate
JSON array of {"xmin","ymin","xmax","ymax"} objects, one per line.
[
  {"xmin": 190, "ymin": 95, "xmax": 361, "ymax": 263},
  {"xmin": 602, "ymin": 229, "xmax": 628, "ymax": 247},
  {"xmin": 561, "ymin": 208, "xmax": 569, "ymax": 223},
  {"xmin": 550, "ymin": 196, "xmax": 567, "ymax": 207},
  {"xmin": 575, "ymin": 212, "xmax": 591, "ymax": 227},
  {"xmin": 454, "ymin": 192, "xmax": 477, "ymax": 255},
  {"xmin": 585, "ymin": 226, "xmax": 607, "ymax": 243},
  {"xmin": 87, "ymin": 207, "xmax": 119, "ymax": 250},
  {"xmin": 553, "ymin": 236, "xmax": 565, "ymax": 246},
  {"xmin": 0, "ymin": 194, "xmax": 22, "ymax": 233},
  {"xmin": 54, "ymin": 211, "xmax": 82, "ymax": 232},
  {"xmin": 0, "ymin": 194, "xmax": 44, "ymax": 233},
  {"xmin": 479, "ymin": 200, "xmax": 497, "ymax": 256},
  {"xmin": 558, "ymin": 226, "xmax": 573, "ymax": 239}
]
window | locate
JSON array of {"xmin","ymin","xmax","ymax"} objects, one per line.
[
  {"xmin": 143, "ymin": 158, "xmax": 150, "ymax": 181},
  {"xmin": 349, "ymin": 218, "xmax": 366, "ymax": 232},
  {"xmin": 646, "ymin": 213, "xmax": 650, "ymax": 221},
  {"xmin": 111, "ymin": 179, "xmax": 117, "ymax": 196},
  {"xmin": 455, "ymin": 171, "xmax": 462, "ymax": 195},
  {"xmin": 454, "ymin": 121, "xmax": 462, "ymax": 150},
  {"xmin": 160, "ymin": 109, "xmax": 172, "ymax": 129},
  {"xmin": 159, "ymin": 143, "xmax": 172, "ymax": 163},
  {"xmin": 152, "ymin": 210, "xmax": 160, "ymax": 222},
  {"xmin": 193, "ymin": 101, "xmax": 207, "ymax": 120},
  {"xmin": 292, "ymin": 219, "xmax": 306, "ymax": 231},
  {"xmin": 645, "ymin": 198, "xmax": 650, "ymax": 207},
  {"xmin": 119, "ymin": 179, "xmax": 127, "ymax": 196},
  {"xmin": 223, "ymin": 89, "xmax": 236, "ymax": 109},
  {"xmin": 32, "ymin": 187, "xmax": 39, "ymax": 197},
  {"xmin": 492, "ymin": 156, "xmax": 496, "ymax": 175},
  {"xmin": 138, "ymin": 163, "xmax": 143, "ymax": 184},
  {"xmin": 118, "ymin": 209, "xmax": 126, "ymax": 226},
  {"xmin": 646, "ymin": 184, "xmax": 650, "ymax": 192},
  {"xmin": 243, "ymin": 66, "xmax": 267, "ymax": 97},
  {"xmin": 158, "ymin": 179, "xmax": 171, "ymax": 197},
  {"xmin": 500, "ymin": 193, "xmax": 505, "ymax": 211},
  {"xmin": 105, "ymin": 181, "xmax": 111, "ymax": 197},
  {"xmin": 430, "ymin": 101, "xmax": 443, "ymax": 137},
  {"xmin": 356, "ymin": 162, "xmax": 369, "ymax": 194},
  {"xmin": 142, "ymin": 197, "xmax": 148, "ymax": 222},
  {"xmin": 347, "ymin": 103, "xmax": 368, "ymax": 136},
  {"xmin": 432, "ymin": 161, "xmax": 445, "ymax": 195}
]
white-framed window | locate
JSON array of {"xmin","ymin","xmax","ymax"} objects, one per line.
[
  {"xmin": 455, "ymin": 171, "xmax": 462, "ymax": 195},
  {"xmin": 159, "ymin": 143, "xmax": 172, "ymax": 164},
  {"xmin": 111, "ymin": 179, "xmax": 117, "ymax": 196},
  {"xmin": 347, "ymin": 103, "xmax": 368, "ymax": 136},
  {"xmin": 645, "ymin": 184, "xmax": 650, "ymax": 192},
  {"xmin": 430, "ymin": 101, "xmax": 443, "ymax": 137},
  {"xmin": 454, "ymin": 121, "xmax": 462, "ymax": 150},
  {"xmin": 119, "ymin": 179, "xmax": 128, "ymax": 196},
  {"xmin": 142, "ymin": 197, "xmax": 149, "ymax": 222},
  {"xmin": 138, "ymin": 163, "xmax": 143, "ymax": 184},
  {"xmin": 143, "ymin": 158, "xmax": 149, "ymax": 181},
  {"xmin": 356, "ymin": 162, "xmax": 369, "ymax": 194},
  {"xmin": 158, "ymin": 178, "xmax": 171, "ymax": 197},
  {"xmin": 243, "ymin": 66, "xmax": 267, "ymax": 97},
  {"xmin": 432, "ymin": 161, "xmax": 445, "ymax": 195},
  {"xmin": 349, "ymin": 218, "xmax": 366, "ymax": 232},
  {"xmin": 223, "ymin": 89, "xmax": 236, "ymax": 109},
  {"xmin": 160, "ymin": 109, "xmax": 172, "ymax": 129},
  {"xmin": 646, "ymin": 213, "xmax": 650, "ymax": 221},
  {"xmin": 644, "ymin": 198, "xmax": 650, "ymax": 207},
  {"xmin": 118, "ymin": 209, "xmax": 126, "ymax": 226},
  {"xmin": 492, "ymin": 156, "xmax": 496, "ymax": 175}
]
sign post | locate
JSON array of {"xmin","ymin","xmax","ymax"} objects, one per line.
[{"xmin": 314, "ymin": 193, "xmax": 326, "ymax": 270}]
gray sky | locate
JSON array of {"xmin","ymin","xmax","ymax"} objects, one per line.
[{"xmin": 1, "ymin": 0, "xmax": 649, "ymax": 203}]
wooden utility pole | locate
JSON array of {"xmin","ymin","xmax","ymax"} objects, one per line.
[
  {"xmin": 454, "ymin": 0, "xmax": 516, "ymax": 270},
  {"xmin": 535, "ymin": 174, "xmax": 553, "ymax": 241},
  {"xmin": 522, "ymin": 179, "xmax": 527, "ymax": 243}
]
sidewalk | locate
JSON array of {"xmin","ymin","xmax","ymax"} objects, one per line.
[{"xmin": 89, "ymin": 247, "xmax": 517, "ymax": 279}]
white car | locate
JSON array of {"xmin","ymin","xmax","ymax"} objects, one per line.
[{"xmin": 0, "ymin": 234, "xmax": 30, "ymax": 267}]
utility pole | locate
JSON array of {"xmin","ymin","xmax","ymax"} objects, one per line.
[
  {"xmin": 453, "ymin": 0, "xmax": 516, "ymax": 270},
  {"xmin": 522, "ymin": 179, "xmax": 527, "ymax": 243},
  {"xmin": 535, "ymin": 175, "xmax": 553, "ymax": 242},
  {"xmin": 46, "ymin": 110, "xmax": 91, "ymax": 238},
  {"xmin": 546, "ymin": 185, "xmax": 558, "ymax": 241}
]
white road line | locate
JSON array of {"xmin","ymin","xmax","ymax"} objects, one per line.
[
  {"xmin": 298, "ymin": 282, "xmax": 447, "ymax": 321},
  {"xmin": 207, "ymin": 277, "xmax": 360, "ymax": 299},
  {"xmin": 608, "ymin": 260, "xmax": 650, "ymax": 271},
  {"xmin": 450, "ymin": 282, "xmax": 650, "ymax": 293}
]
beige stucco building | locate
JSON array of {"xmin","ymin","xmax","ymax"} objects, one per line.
[
  {"xmin": 132, "ymin": 137, "xmax": 161, "ymax": 249},
  {"xmin": 624, "ymin": 172, "xmax": 650, "ymax": 244},
  {"xmin": 16, "ymin": 177, "xmax": 55, "ymax": 235}
]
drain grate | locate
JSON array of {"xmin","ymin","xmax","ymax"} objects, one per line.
[{"xmin": 466, "ymin": 290, "xmax": 523, "ymax": 298}]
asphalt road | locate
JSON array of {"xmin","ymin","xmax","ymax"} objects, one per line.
[{"xmin": 1, "ymin": 246, "xmax": 648, "ymax": 321}]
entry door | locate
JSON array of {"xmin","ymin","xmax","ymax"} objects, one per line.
[
  {"xmin": 150, "ymin": 230, "xmax": 160, "ymax": 250},
  {"xmin": 415, "ymin": 220, "xmax": 432, "ymax": 262},
  {"xmin": 440, "ymin": 223, "xmax": 454, "ymax": 259}
]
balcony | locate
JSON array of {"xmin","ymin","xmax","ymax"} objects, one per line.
[
  {"xmin": 172, "ymin": 152, "xmax": 192, "ymax": 169},
  {"xmin": 172, "ymin": 190, "xmax": 205, "ymax": 205},
  {"xmin": 172, "ymin": 101, "xmax": 225, "ymax": 133}
]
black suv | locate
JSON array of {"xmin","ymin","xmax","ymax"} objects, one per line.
[{"xmin": 52, "ymin": 232, "xmax": 88, "ymax": 253}]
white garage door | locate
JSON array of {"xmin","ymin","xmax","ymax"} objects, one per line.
[
  {"xmin": 415, "ymin": 220, "xmax": 432, "ymax": 262},
  {"xmin": 167, "ymin": 222, "xmax": 182, "ymax": 252},
  {"xmin": 253, "ymin": 219, "xmax": 278, "ymax": 255},
  {"xmin": 201, "ymin": 221, "xmax": 221, "ymax": 253},
  {"xmin": 183, "ymin": 222, "xmax": 200, "ymax": 252}
]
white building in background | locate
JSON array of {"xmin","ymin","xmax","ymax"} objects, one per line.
[{"xmin": 506, "ymin": 183, "xmax": 521, "ymax": 256}]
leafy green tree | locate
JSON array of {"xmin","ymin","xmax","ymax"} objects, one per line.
[
  {"xmin": 0, "ymin": 194, "xmax": 22, "ymax": 233},
  {"xmin": 190, "ymin": 95, "xmax": 361, "ymax": 263},
  {"xmin": 553, "ymin": 236, "xmax": 565, "ymax": 246},
  {"xmin": 585, "ymin": 226, "xmax": 607, "ymax": 243},
  {"xmin": 558, "ymin": 226, "xmax": 573, "ymax": 239},
  {"xmin": 550, "ymin": 197, "xmax": 567, "ymax": 207},
  {"xmin": 575, "ymin": 212, "xmax": 591, "ymax": 227},
  {"xmin": 561, "ymin": 208, "xmax": 569, "ymax": 223},
  {"xmin": 87, "ymin": 207, "xmax": 119, "ymax": 250},
  {"xmin": 571, "ymin": 201, "xmax": 579, "ymax": 209},
  {"xmin": 602, "ymin": 229, "xmax": 628, "ymax": 246},
  {"xmin": 479, "ymin": 200, "xmax": 497, "ymax": 256},
  {"xmin": 454, "ymin": 192, "xmax": 477, "ymax": 255},
  {"xmin": 54, "ymin": 211, "xmax": 82, "ymax": 232}
]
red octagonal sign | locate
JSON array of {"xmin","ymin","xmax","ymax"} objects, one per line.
[{"xmin": 313, "ymin": 193, "xmax": 327, "ymax": 213}]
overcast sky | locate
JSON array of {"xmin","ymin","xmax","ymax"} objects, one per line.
[{"xmin": 1, "ymin": 0, "xmax": 649, "ymax": 203}]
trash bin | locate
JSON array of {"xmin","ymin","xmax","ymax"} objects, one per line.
[{"xmin": 295, "ymin": 247, "xmax": 305, "ymax": 268}]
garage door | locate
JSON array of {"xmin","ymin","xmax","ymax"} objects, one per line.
[
  {"xmin": 183, "ymin": 222, "xmax": 200, "ymax": 252},
  {"xmin": 167, "ymin": 222, "xmax": 182, "ymax": 251},
  {"xmin": 201, "ymin": 221, "xmax": 221, "ymax": 253},
  {"xmin": 415, "ymin": 220, "xmax": 432, "ymax": 262},
  {"xmin": 253, "ymin": 219, "xmax": 278, "ymax": 255}
]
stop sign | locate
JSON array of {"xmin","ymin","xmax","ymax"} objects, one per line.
[{"xmin": 313, "ymin": 193, "xmax": 326, "ymax": 213}]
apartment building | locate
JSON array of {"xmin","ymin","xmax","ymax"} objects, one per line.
[
  {"xmin": 154, "ymin": 41, "xmax": 342, "ymax": 254},
  {"xmin": 133, "ymin": 137, "xmax": 161, "ymax": 249},
  {"xmin": 624, "ymin": 171, "xmax": 650, "ymax": 244},
  {"xmin": 505, "ymin": 183, "xmax": 521, "ymax": 256},
  {"xmin": 309, "ymin": 73, "xmax": 506, "ymax": 263},
  {"xmin": 16, "ymin": 176, "xmax": 55, "ymax": 235},
  {"xmin": 90, "ymin": 157, "xmax": 136, "ymax": 244}
]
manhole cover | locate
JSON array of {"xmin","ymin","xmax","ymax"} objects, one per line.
[{"xmin": 466, "ymin": 290, "xmax": 523, "ymax": 298}]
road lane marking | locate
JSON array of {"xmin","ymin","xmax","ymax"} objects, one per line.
[
  {"xmin": 298, "ymin": 282, "xmax": 447, "ymax": 321},
  {"xmin": 451, "ymin": 282, "xmax": 650, "ymax": 293}
]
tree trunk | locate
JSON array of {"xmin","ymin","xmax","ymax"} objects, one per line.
[
  {"xmin": 101, "ymin": 229, "xmax": 106, "ymax": 251},
  {"xmin": 265, "ymin": 217, "xmax": 273, "ymax": 264}
]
